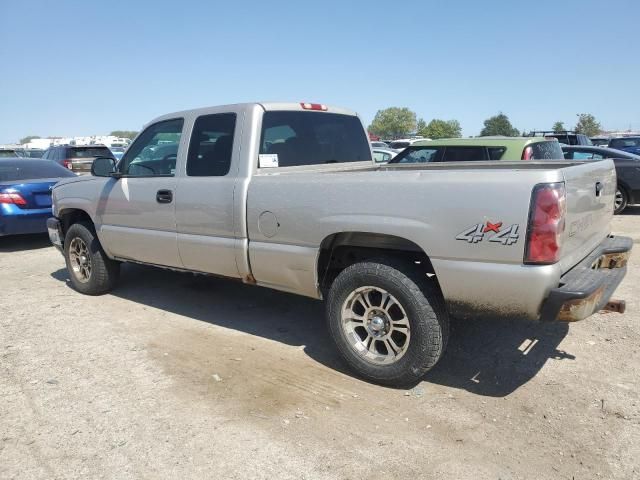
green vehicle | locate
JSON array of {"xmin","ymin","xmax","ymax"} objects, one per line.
[{"xmin": 388, "ymin": 137, "xmax": 564, "ymax": 164}]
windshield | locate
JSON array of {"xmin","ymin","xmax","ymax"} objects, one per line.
[
  {"xmin": 389, "ymin": 141, "xmax": 410, "ymax": 149},
  {"xmin": 0, "ymin": 160, "xmax": 76, "ymax": 181}
]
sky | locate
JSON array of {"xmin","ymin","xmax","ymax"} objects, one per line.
[{"xmin": 1, "ymin": 0, "xmax": 639, "ymax": 144}]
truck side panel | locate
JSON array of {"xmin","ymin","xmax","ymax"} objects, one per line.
[{"xmin": 246, "ymin": 167, "xmax": 565, "ymax": 317}]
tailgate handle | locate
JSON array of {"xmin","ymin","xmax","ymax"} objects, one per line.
[{"xmin": 595, "ymin": 182, "xmax": 603, "ymax": 197}]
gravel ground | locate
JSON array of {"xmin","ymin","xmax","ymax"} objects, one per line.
[{"xmin": 1, "ymin": 210, "xmax": 639, "ymax": 480}]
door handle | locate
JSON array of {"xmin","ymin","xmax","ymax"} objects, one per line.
[
  {"xmin": 156, "ymin": 189, "xmax": 173, "ymax": 204},
  {"xmin": 595, "ymin": 182, "xmax": 603, "ymax": 197}
]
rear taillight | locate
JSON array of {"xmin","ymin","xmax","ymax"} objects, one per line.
[
  {"xmin": 300, "ymin": 102, "xmax": 328, "ymax": 111},
  {"xmin": 0, "ymin": 192, "xmax": 27, "ymax": 205},
  {"xmin": 524, "ymin": 182, "xmax": 566, "ymax": 264},
  {"xmin": 522, "ymin": 146, "xmax": 533, "ymax": 160},
  {"xmin": 63, "ymin": 159, "xmax": 73, "ymax": 169}
]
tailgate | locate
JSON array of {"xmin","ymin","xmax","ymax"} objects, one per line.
[{"xmin": 560, "ymin": 159, "xmax": 616, "ymax": 273}]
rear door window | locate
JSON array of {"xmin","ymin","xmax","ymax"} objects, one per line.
[
  {"xmin": 488, "ymin": 147, "xmax": 506, "ymax": 160},
  {"xmin": 187, "ymin": 113, "xmax": 236, "ymax": 176},
  {"xmin": 389, "ymin": 146, "xmax": 442, "ymax": 163},
  {"xmin": 441, "ymin": 147, "xmax": 487, "ymax": 162},
  {"xmin": 259, "ymin": 111, "xmax": 371, "ymax": 167}
]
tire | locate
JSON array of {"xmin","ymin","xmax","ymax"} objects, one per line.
[
  {"xmin": 614, "ymin": 186, "xmax": 628, "ymax": 214},
  {"xmin": 326, "ymin": 258, "xmax": 449, "ymax": 387},
  {"xmin": 64, "ymin": 222, "xmax": 119, "ymax": 295}
]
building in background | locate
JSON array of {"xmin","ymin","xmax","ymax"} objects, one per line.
[{"xmin": 1, "ymin": 135, "xmax": 132, "ymax": 150}]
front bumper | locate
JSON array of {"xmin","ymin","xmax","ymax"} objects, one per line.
[
  {"xmin": 47, "ymin": 217, "xmax": 63, "ymax": 253},
  {"xmin": 540, "ymin": 235, "xmax": 632, "ymax": 322}
]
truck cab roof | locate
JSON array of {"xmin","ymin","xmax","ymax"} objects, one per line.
[{"xmin": 149, "ymin": 102, "xmax": 359, "ymax": 127}]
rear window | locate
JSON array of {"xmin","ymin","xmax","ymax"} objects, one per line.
[
  {"xmin": 530, "ymin": 141, "xmax": 564, "ymax": 159},
  {"xmin": 389, "ymin": 141, "xmax": 410, "ymax": 149},
  {"xmin": 259, "ymin": 111, "xmax": 371, "ymax": 167},
  {"xmin": 609, "ymin": 138, "xmax": 640, "ymax": 149},
  {"xmin": 0, "ymin": 150, "xmax": 18, "ymax": 158},
  {"xmin": 68, "ymin": 147, "xmax": 113, "ymax": 158},
  {"xmin": 0, "ymin": 161, "xmax": 76, "ymax": 181}
]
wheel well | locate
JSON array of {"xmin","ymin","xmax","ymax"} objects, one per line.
[
  {"xmin": 618, "ymin": 181, "xmax": 631, "ymax": 197},
  {"xmin": 317, "ymin": 232, "xmax": 437, "ymax": 291},
  {"xmin": 58, "ymin": 209, "xmax": 94, "ymax": 236}
]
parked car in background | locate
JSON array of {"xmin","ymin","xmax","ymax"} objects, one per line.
[
  {"xmin": 526, "ymin": 130, "xmax": 592, "ymax": 146},
  {"xmin": 388, "ymin": 138, "xmax": 430, "ymax": 150},
  {"xmin": 370, "ymin": 141, "xmax": 388, "ymax": 149},
  {"xmin": 590, "ymin": 136, "xmax": 610, "ymax": 147},
  {"xmin": 0, "ymin": 158, "xmax": 76, "ymax": 236},
  {"xmin": 110, "ymin": 146, "xmax": 126, "ymax": 161},
  {"xmin": 562, "ymin": 145, "xmax": 640, "ymax": 214},
  {"xmin": 19, "ymin": 149, "xmax": 45, "ymax": 158},
  {"xmin": 608, "ymin": 136, "xmax": 640, "ymax": 156},
  {"xmin": 389, "ymin": 137, "xmax": 564, "ymax": 164},
  {"xmin": 0, "ymin": 148, "xmax": 23, "ymax": 158},
  {"xmin": 42, "ymin": 145, "xmax": 115, "ymax": 173},
  {"xmin": 372, "ymin": 148, "xmax": 398, "ymax": 163},
  {"xmin": 47, "ymin": 101, "xmax": 629, "ymax": 386}
]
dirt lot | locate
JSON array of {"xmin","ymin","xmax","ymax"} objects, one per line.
[{"xmin": 1, "ymin": 211, "xmax": 639, "ymax": 480}]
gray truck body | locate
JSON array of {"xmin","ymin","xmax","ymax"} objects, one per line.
[{"xmin": 49, "ymin": 102, "xmax": 628, "ymax": 322}]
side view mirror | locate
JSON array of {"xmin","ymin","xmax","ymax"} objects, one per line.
[{"xmin": 91, "ymin": 157, "xmax": 117, "ymax": 177}]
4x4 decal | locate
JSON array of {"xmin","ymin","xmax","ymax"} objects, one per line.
[{"xmin": 456, "ymin": 221, "xmax": 520, "ymax": 245}]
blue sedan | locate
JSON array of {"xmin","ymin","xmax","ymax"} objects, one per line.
[{"xmin": 0, "ymin": 158, "xmax": 76, "ymax": 236}]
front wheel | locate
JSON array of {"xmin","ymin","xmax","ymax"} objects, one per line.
[
  {"xmin": 326, "ymin": 259, "xmax": 448, "ymax": 387},
  {"xmin": 64, "ymin": 222, "xmax": 119, "ymax": 295},
  {"xmin": 614, "ymin": 186, "xmax": 628, "ymax": 214}
]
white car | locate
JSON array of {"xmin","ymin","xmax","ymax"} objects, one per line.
[
  {"xmin": 372, "ymin": 148, "xmax": 398, "ymax": 163},
  {"xmin": 388, "ymin": 138, "xmax": 431, "ymax": 150}
]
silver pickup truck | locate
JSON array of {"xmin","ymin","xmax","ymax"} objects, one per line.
[{"xmin": 47, "ymin": 102, "xmax": 632, "ymax": 386}]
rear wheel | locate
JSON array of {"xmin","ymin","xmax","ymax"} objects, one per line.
[
  {"xmin": 614, "ymin": 186, "xmax": 628, "ymax": 214},
  {"xmin": 64, "ymin": 222, "xmax": 119, "ymax": 295},
  {"xmin": 326, "ymin": 258, "xmax": 448, "ymax": 387}
]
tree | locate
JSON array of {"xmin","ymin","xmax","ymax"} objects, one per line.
[
  {"xmin": 419, "ymin": 119, "xmax": 462, "ymax": 139},
  {"xmin": 416, "ymin": 118, "xmax": 427, "ymax": 134},
  {"xmin": 574, "ymin": 114, "xmax": 601, "ymax": 137},
  {"xmin": 552, "ymin": 121, "xmax": 565, "ymax": 133},
  {"xmin": 110, "ymin": 130, "xmax": 138, "ymax": 140},
  {"xmin": 479, "ymin": 113, "xmax": 519, "ymax": 137},
  {"xmin": 19, "ymin": 135, "xmax": 40, "ymax": 144},
  {"xmin": 368, "ymin": 107, "xmax": 417, "ymax": 139}
]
